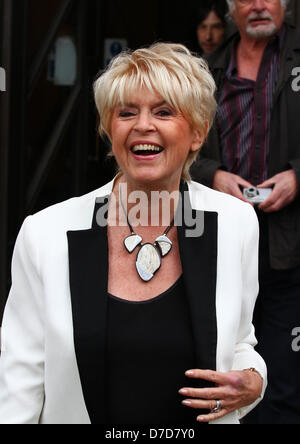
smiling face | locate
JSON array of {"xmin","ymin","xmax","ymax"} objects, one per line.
[
  {"xmin": 110, "ymin": 88, "xmax": 203, "ymax": 190},
  {"xmin": 232, "ymin": 0, "xmax": 286, "ymax": 39}
]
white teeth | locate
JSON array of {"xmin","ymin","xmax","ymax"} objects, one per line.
[{"xmin": 132, "ymin": 144, "xmax": 162, "ymax": 153}]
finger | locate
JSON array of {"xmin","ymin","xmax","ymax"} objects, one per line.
[
  {"xmin": 261, "ymin": 185, "xmax": 297, "ymax": 211},
  {"xmin": 182, "ymin": 398, "xmax": 224, "ymax": 411},
  {"xmin": 197, "ymin": 409, "xmax": 228, "ymax": 423},
  {"xmin": 235, "ymin": 175, "xmax": 254, "ymax": 188},
  {"xmin": 258, "ymin": 189, "xmax": 279, "ymax": 211},
  {"xmin": 257, "ymin": 178, "xmax": 276, "ymax": 188},
  {"xmin": 179, "ymin": 386, "xmax": 227, "ymax": 400},
  {"xmin": 185, "ymin": 369, "xmax": 228, "ymax": 385},
  {"xmin": 258, "ymin": 198, "xmax": 275, "ymax": 211},
  {"xmin": 234, "ymin": 187, "xmax": 251, "ymax": 203},
  {"xmin": 232, "ymin": 183, "xmax": 255, "ymax": 205},
  {"xmin": 259, "ymin": 195, "xmax": 284, "ymax": 212},
  {"xmin": 259, "ymin": 201, "xmax": 284, "ymax": 213}
]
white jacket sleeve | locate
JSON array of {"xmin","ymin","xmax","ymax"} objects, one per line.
[
  {"xmin": 0, "ymin": 217, "xmax": 45, "ymax": 424},
  {"xmin": 232, "ymin": 205, "xmax": 267, "ymax": 420}
]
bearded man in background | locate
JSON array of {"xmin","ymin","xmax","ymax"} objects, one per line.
[{"xmin": 191, "ymin": 0, "xmax": 300, "ymax": 424}]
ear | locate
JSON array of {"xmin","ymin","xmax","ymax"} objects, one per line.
[{"xmin": 190, "ymin": 121, "xmax": 209, "ymax": 152}]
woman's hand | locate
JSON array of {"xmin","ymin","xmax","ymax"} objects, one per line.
[{"xmin": 179, "ymin": 369, "xmax": 263, "ymax": 423}]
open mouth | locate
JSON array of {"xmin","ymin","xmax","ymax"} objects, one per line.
[{"xmin": 131, "ymin": 144, "xmax": 164, "ymax": 157}]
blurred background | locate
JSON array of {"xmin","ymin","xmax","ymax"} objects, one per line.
[{"xmin": 0, "ymin": 0, "xmax": 299, "ymax": 320}]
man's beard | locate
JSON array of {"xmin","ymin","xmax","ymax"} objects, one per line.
[{"xmin": 246, "ymin": 11, "xmax": 278, "ymax": 39}]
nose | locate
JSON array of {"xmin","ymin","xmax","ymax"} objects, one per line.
[
  {"xmin": 205, "ymin": 28, "xmax": 213, "ymax": 41},
  {"xmin": 133, "ymin": 110, "xmax": 156, "ymax": 133},
  {"xmin": 252, "ymin": 0, "xmax": 266, "ymax": 11}
]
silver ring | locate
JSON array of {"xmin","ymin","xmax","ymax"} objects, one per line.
[{"xmin": 211, "ymin": 400, "xmax": 222, "ymax": 413}]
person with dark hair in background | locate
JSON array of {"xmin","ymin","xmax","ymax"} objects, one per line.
[
  {"xmin": 194, "ymin": 1, "xmax": 228, "ymax": 55},
  {"xmin": 191, "ymin": 0, "xmax": 300, "ymax": 424}
]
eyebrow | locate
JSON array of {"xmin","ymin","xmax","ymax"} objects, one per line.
[{"xmin": 118, "ymin": 100, "xmax": 169, "ymax": 108}]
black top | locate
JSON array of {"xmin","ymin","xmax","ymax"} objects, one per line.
[{"xmin": 106, "ymin": 275, "xmax": 200, "ymax": 425}]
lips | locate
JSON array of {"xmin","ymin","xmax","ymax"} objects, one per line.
[
  {"xmin": 250, "ymin": 19, "xmax": 270, "ymax": 23},
  {"xmin": 248, "ymin": 15, "xmax": 271, "ymax": 25},
  {"xmin": 203, "ymin": 44, "xmax": 216, "ymax": 52}
]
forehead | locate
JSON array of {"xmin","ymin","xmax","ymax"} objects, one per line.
[
  {"xmin": 235, "ymin": 0, "xmax": 283, "ymax": 10},
  {"xmin": 118, "ymin": 88, "xmax": 165, "ymax": 107},
  {"xmin": 114, "ymin": 82, "xmax": 181, "ymax": 113},
  {"xmin": 200, "ymin": 11, "xmax": 223, "ymax": 25}
]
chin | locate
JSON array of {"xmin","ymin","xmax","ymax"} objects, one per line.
[
  {"xmin": 128, "ymin": 169, "xmax": 174, "ymax": 188},
  {"xmin": 133, "ymin": 174, "xmax": 168, "ymax": 187},
  {"xmin": 246, "ymin": 23, "xmax": 277, "ymax": 39}
]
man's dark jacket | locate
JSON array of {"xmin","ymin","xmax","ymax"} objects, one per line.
[{"xmin": 191, "ymin": 19, "xmax": 300, "ymax": 270}]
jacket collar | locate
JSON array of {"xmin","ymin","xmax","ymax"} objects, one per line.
[
  {"xmin": 209, "ymin": 20, "xmax": 300, "ymax": 73},
  {"xmin": 67, "ymin": 181, "xmax": 218, "ymax": 424},
  {"xmin": 208, "ymin": 22, "xmax": 300, "ymax": 108}
]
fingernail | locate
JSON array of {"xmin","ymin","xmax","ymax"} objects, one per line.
[
  {"xmin": 179, "ymin": 388, "xmax": 188, "ymax": 395},
  {"xmin": 182, "ymin": 400, "xmax": 192, "ymax": 406},
  {"xmin": 185, "ymin": 370, "xmax": 194, "ymax": 376},
  {"xmin": 197, "ymin": 416, "xmax": 205, "ymax": 422}
]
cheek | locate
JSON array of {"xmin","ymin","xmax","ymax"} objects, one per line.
[
  {"xmin": 110, "ymin": 123, "xmax": 127, "ymax": 151},
  {"xmin": 214, "ymin": 30, "xmax": 224, "ymax": 41},
  {"xmin": 197, "ymin": 30, "xmax": 205, "ymax": 41},
  {"xmin": 233, "ymin": 11, "xmax": 247, "ymax": 28},
  {"xmin": 170, "ymin": 131, "xmax": 195, "ymax": 162},
  {"xmin": 110, "ymin": 121, "xmax": 118, "ymax": 149},
  {"xmin": 271, "ymin": 9, "xmax": 285, "ymax": 27},
  {"xmin": 110, "ymin": 137, "xmax": 127, "ymax": 166}
]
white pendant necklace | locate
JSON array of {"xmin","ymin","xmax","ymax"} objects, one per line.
[{"xmin": 120, "ymin": 188, "xmax": 174, "ymax": 282}]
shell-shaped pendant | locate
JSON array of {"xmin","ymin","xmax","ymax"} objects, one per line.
[
  {"xmin": 124, "ymin": 234, "xmax": 142, "ymax": 253},
  {"xmin": 136, "ymin": 243, "xmax": 162, "ymax": 282},
  {"xmin": 155, "ymin": 235, "xmax": 173, "ymax": 257}
]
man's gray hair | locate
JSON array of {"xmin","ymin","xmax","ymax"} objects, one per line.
[{"xmin": 226, "ymin": 0, "xmax": 289, "ymax": 11}]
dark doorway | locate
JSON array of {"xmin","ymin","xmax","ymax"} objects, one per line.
[{"xmin": 0, "ymin": 0, "xmax": 202, "ymax": 320}]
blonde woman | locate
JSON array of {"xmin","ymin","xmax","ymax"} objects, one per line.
[{"xmin": 0, "ymin": 43, "xmax": 266, "ymax": 425}]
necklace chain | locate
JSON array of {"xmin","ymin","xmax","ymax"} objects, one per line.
[
  {"xmin": 119, "ymin": 185, "xmax": 175, "ymax": 282},
  {"xmin": 119, "ymin": 186, "xmax": 175, "ymax": 240}
]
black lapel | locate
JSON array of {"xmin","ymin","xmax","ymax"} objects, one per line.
[
  {"xmin": 67, "ymin": 195, "xmax": 110, "ymax": 425},
  {"xmin": 177, "ymin": 183, "xmax": 218, "ymax": 386}
]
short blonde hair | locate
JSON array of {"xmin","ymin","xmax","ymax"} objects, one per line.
[{"xmin": 94, "ymin": 42, "xmax": 217, "ymax": 182}]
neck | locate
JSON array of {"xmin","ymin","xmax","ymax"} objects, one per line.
[
  {"xmin": 112, "ymin": 174, "xmax": 182, "ymax": 228},
  {"xmin": 238, "ymin": 33, "xmax": 271, "ymax": 59}
]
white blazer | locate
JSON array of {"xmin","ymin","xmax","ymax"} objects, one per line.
[{"xmin": 0, "ymin": 178, "xmax": 267, "ymax": 424}]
